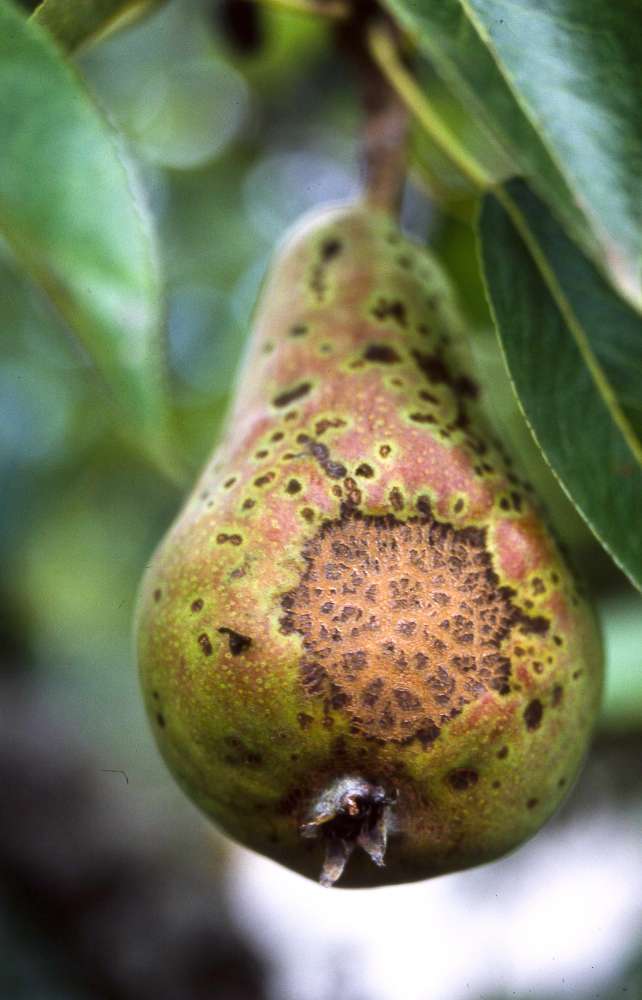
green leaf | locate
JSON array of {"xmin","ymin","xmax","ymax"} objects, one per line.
[
  {"xmin": 599, "ymin": 590, "xmax": 642, "ymax": 733},
  {"xmin": 381, "ymin": 0, "xmax": 642, "ymax": 309},
  {"xmin": 478, "ymin": 180, "xmax": 642, "ymax": 591},
  {"xmin": 32, "ymin": 0, "xmax": 161, "ymax": 53},
  {"xmin": 409, "ymin": 57, "xmax": 516, "ymax": 204},
  {"xmin": 0, "ymin": 0, "xmax": 181, "ymax": 481}
]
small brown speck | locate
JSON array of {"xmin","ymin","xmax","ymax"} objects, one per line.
[
  {"xmin": 198, "ymin": 633, "xmax": 213, "ymax": 656},
  {"xmin": 191, "ymin": 598, "xmax": 203, "ymax": 613}
]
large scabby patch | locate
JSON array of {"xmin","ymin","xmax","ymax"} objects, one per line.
[{"xmin": 280, "ymin": 509, "xmax": 548, "ymax": 745}]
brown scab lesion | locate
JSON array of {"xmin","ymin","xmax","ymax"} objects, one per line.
[
  {"xmin": 389, "ymin": 487, "xmax": 404, "ymax": 511},
  {"xmin": 321, "ymin": 237, "xmax": 342, "ymax": 260},
  {"xmin": 524, "ymin": 699, "xmax": 543, "ymax": 730},
  {"xmin": 315, "ymin": 417, "xmax": 346, "ymax": 437},
  {"xmin": 355, "ymin": 463, "xmax": 374, "ymax": 478},
  {"xmin": 217, "ymin": 627, "xmax": 252, "ymax": 656},
  {"xmin": 198, "ymin": 633, "xmax": 213, "ymax": 656},
  {"xmin": 280, "ymin": 507, "xmax": 549, "ymax": 745},
  {"xmin": 254, "ymin": 472, "xmax": 276, "ymax": 488},
  {"xmin": 371, "ymin": 298, "xmax": 407, "ymax": 327},
  {"xmin": 297, "ymin": 434, "xmax": 347, "ymax": 480},
  {"xmin": 273, "ymin": 382, "xmax": 312, "ymax": 409},
  {"xmin": 309, "ymin": 236, "xmax": 343, "ymax": 300},
  {"xmin": 363, "ymin": 344, "xmax": 402, "ymax": 364},
  {"xmin": 216, "ymin": 533, "xmax": 243, "ymax": 546},
  {"xmin": 191, "ymin": 598, "xmax": 204, "ymax": 612},
  {"xmin": 447, "ymin": 768, "xmax": 478, "ymax": 791}
]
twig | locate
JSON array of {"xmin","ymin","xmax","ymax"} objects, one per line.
[{"xmin": 335, "ymin": 14, "xmax": 409, "ymax": 215}]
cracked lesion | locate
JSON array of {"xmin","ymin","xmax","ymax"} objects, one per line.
[{"xmin": 280, "ymin": 509, "xmax": 548, "ymax": 745}]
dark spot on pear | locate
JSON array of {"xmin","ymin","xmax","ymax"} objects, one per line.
[
  {"xmin": 448, "ymin": 768, "xmax": 478, "ymax": 791},
  {"xmin": 218, "ymin": 627, "xmax": 252, "ymax": 656},
  {"xmin": 321, "ymin": 237, "xmax": 342, "ymax": 260},
  {"xmin": 524, "ymin": 699, "xmax": 543, "ymax": 730},
  {"xmin": 273, "ymin": 382, "xmax": 312, "ymax": 408},
  {"xmin": 364, "ymin": 344, "xmax": 401, "ymax": 364},
  {"xmin": 372, "ymin": 298, "xmax": 407, "ymax": 326},
  {"xmin": 198, "ymin": 633, "xmax": 213, "ymax": 656}
]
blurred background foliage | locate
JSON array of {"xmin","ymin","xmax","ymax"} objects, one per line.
[{"xmin": 1, "ymin": 1, "xmax": 641, "ymax": 997}]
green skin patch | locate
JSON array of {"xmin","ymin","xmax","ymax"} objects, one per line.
[{"xmin": 136, "ymin": 204, "xmax": 602, "ymax": 888}]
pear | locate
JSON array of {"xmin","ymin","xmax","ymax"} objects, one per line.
[{"xmin": 136, "ymin": 203, "xmax": 602, "ymax": 887}]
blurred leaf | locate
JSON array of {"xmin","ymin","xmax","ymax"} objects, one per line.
[
  {"xmin": 599, "ymin": 591, "xmax": 642, "ymax": 733},
  {"xmin": 381, "ymin": 0, "xmax": 642, "ymax": 309},
  {"xmin": 80, "ymin": 2, "xmax": 249, "ymax": 171},
  {"xmin": 479, "ymin": 180, "xmax": 642, "ymax": 591},
  {"xmin": 32, "ymin": 0, "xmax": 162, "ymax": 52},
  {"xmin": 408, "ymin": 59, "xmax": 515, "ymax": 207},
  {"xmin": 0, "ymin": 0, "xmax": 182, "ymax": 480}
]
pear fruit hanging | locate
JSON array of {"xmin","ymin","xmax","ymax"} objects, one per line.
[{"xmin": 136, "ymin": 202, "xmax": 602, "ymax": 887}]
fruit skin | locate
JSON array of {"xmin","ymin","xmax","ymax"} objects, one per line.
[{"xmin": 136, "ymin": 203, "xmax": 602, "ymax": 887}]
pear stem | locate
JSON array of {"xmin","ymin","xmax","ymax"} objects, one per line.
[{"xmin": 335, "ymin": 14, "xmax": 409, "ymax": 216}]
